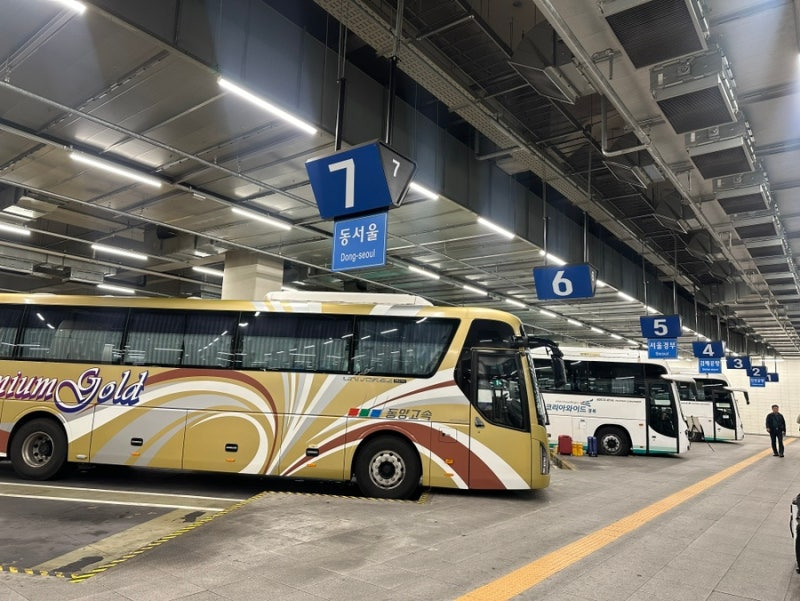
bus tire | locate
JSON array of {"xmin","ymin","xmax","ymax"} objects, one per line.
[
  {"xmin": 9, "ymin": 418, "xmax": 68, "ymax": 480},
  {"xmin": 596, "ymin": 427, "xmax": 630, "ymax": 456},
  {"xmin": 355, "ymin": 436, "xmax": 421, "ymax": 499}
]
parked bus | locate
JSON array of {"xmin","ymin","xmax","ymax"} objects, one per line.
[
  {"xmin": 672, "ymin": 373, "xmax": 748, "ymax": 442},
  {"xmin": 0, "ymin": 291, "xmax": 563, "ymax": 499},
  {"xmin": 531, "ymin": 347, "xmax": 690, "ymax": 456}
]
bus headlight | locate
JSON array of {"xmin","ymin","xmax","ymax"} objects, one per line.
[{"xmin": 540, "ymin": 443, "xmax": 550, "ymax": 475}]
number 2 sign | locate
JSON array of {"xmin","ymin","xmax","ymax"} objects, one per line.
[{"xmin": 533, "ymin": 264, "xmax": 597, "ymax": 300}]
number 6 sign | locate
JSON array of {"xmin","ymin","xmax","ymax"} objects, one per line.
[{"xmin": 533, "ymin": 264, "xmax": 597, "ymax": 300}]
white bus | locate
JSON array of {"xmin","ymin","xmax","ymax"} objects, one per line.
[
  {"xmin": 531, "ymin": 347, "xmax": 690, "ymax": 456},
  {"xmin": 672, "ymin": 373, "xmax": 748, "ymax": 442}
]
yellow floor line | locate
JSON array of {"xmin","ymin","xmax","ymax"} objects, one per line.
[{"xmin": 457, "ymin": 442, "xmax": 788, "ymax": 601}]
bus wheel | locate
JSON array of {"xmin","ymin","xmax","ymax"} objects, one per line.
[
  {"xmin": 355, "ymin": 436, "xmax": 420, "ymax": 499},
  {"xmin": 9, "ymin": 418, "xmax": 67, "ymax": 480},
  {"xmin": 596, "ymin": 427, "xmax": 630, "ymax": 456}
]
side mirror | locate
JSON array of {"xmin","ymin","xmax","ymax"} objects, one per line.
[{"xmin": 552, "ymin": 356, "xmax": 566, "ymax": 388}]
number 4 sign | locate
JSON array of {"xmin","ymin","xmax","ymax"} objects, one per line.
[{"xmin": 533, "ymin": 264, "xmax": 597, "ymax": 300}]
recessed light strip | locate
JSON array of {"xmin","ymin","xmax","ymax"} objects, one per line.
[
  {"xmin": 409, "ymin": 182, "xmax": 439, "ymax": 200},
  {"xmin": 97, "ymin": 283, "xmax": 136, "ymax": 295},
  {"xmin": 91, "ymin": 243, "xmax": 148, "ymax": 261},
  {"xmin": 218, "ymin": 78, "xmax": 318, "ymax": 135},
  {"xmin": 231, "ymin": 207, "xmax": 292, "ymax": 231},
  {"xmin": 408, "ymin": 265, "xmax": 440, "ymax": 280},
  {"xmin": 0, "ymin": 222, "xmax": 31, "ymax": 236},
  {"xmin": 47, "ymin": 0, "xmax": 86, "ymax": 13},
  {"xmin": 477, "ymin": 217, "xmax": 515, "ymax": 239},
  {"xmin": 193, "ymin": 266, "xmax": 224, "ymax": 278},
  {"xmin": 70, "ymin": 152, "xmax": 162, "ymax": 188}
]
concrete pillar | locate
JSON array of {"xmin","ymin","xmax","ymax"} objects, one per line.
[{"xmin": 221, "ymin": 251, "xmax": 283, "ymax": 300}]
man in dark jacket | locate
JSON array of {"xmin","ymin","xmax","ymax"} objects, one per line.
[{"xmin": 766, "ymin": 404, "xmax": 786, "ymax": 457}]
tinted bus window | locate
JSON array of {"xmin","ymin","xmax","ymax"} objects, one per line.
[
  {"xmin": 239, "ymin": 313, "xmax": 352, "ymax": 373},
  {"xmin": 0, "ymin": 305, "xmax": 23, "ymax": 359},
  {"xmin": 124, "ymin": 310, "xmax": 237, "ymax": 368},
  {"xmin": 20, "ymin": 306, "xmax": 126, "ymax": 363},
  {"xmin": 535, "ymin": 359, "xmax": 665, "ymax": 397},
  {"xmin": 353, "ymin": 316, "xmax": 457, "ymax": 377}
]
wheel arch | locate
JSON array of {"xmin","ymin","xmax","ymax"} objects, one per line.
[
  {"xmin": 9, "ymin": 409, "xmax": 67, "ymax": 449},
  {"xmin": 350, "ymin": 429, "xmax": 422, "ymax": 480}
]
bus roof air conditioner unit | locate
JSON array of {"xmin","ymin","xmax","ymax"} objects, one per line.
[
  {"xmin": 651, "ymin": 49, "xmax": 738, "ymax": 134},
  {"xmin": 686, "ymin": 119, "xmax": 755, "ymax": 179},
  {"xmin": 602, "ymin": 0, "xmax": 709, "ymax": 68}
]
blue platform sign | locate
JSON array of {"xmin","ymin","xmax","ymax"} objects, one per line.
[
  {"xmin": 305, "ymin": 141, "xmax": 416, "ymax": 219},
  {"xmin": 648, "ymin": 339, "xmax": 678, "ymax": 359},
  {"xmin": 750, "ymin": 377, "xmax": 766, "ymax": 388},
  {"xmin": 640, "ymin": 315, "xmax": 681, "ymax": 339},
  {"xmin": 726, "ymin": 356, "xmax": 751, "ymax": 370},
  {"xmin": 767, "ymin": 373, "xmax": 780, "ymax": 383},
  {"xmin": 747, "ymin": 365, "xmax": 767, "ymax": 379},
  {"xmin": 331, "ymin": 212, "xmax": 388, "ymax": 272},
  {"xmin": 533, "ymin": 263, "xmax": 597, "ymax": 300},
  {"xmin": 698, "ymin": 358, "xmax": 722, "ymax": 374},
  {"xmin": 692, "ymin": 341, "xmax": 724, "ymax": 358}
]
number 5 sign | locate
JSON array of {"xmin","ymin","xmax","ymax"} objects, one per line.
[
  {"xmin": 533, "ymin": 264, "xmax": 597, "ymax": 300},
  {"xmin": 640, "ymin": 315, "xmax": 681, "ymax": 339}
]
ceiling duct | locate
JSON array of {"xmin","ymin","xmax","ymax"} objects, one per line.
[
  {"xmin": 652, "ymin": 191, "xmax": 688, "ymax": 233},
  {"xmin": 685, "ymin": 230, "xmax": 717, "ymax": 262},
  {"xmin": 602, "ymin": 0, "xmax": 709, "ymax": 68},
  {"xmin": 509, "ymin": 22, "xmax": 588, "ymax": 104},
  {"xmin": 686, "ymin": 119, "xmax": 755, "ymax": 179},
  {"xmin": 651, "ymin": 48, "xmax": 738, "ymax": 134},
  {"xmin": 713, "ymin": 170, "xmax": 771, "ymax": 215},
  {"xmin": 602, "ymin": 133, "xmax": 664, "ymax": 188},
  {"xmin": 733, "ymin": 214, "xmax": 778, "ymax": 240}
]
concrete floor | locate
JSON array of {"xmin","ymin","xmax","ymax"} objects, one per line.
[{"xmin": 1, "ymin": 435, "xmax": 798, "ymax": 601}]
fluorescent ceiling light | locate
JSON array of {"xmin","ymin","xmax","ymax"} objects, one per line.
[
  {"xmin": 218, "ymin": 78, "xmax": 317, "ymax": 135},
  {"xmin": 70, "ymin": 152, "xmax": 162, "ymax": 188},
  {"xmin": 681, "ymin": 326, "xmax": 692, "ymax": 333},
  {"xmin": 477, "ymin": 217, "xmax": 515, "ymax": 240},
  {"xmin": 596, "ymin": 280, "xmax": 607, "ymax": 288},
  {"xmin": 567, "ymin": 319, "xmax": 583, "ymax": 327},
  {"xmin": 539, "ymin": 309, "xmax": 557, "ymax": 318},
  {"xmin": 193, "ymin": 266, "xmax": 224, "ymax": 278},
  {"xmin": 463, "ymin": 284, "xmax": 487, "ymax": 296},
  {"xmin": 591, "ymin": 326, "xmax": 604, "ymax": 334},
  {"xmin": 505, "ymin": 298, "xmax": 526, "ymax": 309},
  {"xmin": 47, "ymin": 0, "xmax": 86, "ymax": 13},
  {"xmin": 408, "ymin": 265, "xmax": 440, "ymax": 280},
  {"xmin": 409, "ymin": 182, "xmax": 439, "ymax": 200},
  {"xmin": 610, "ymin": 333, "xmax": 622, "ymax": 340},
  {"xmin": 91, "ymin": 243, "xmax": 148, "ymax": 261},
  {"xmin": 3, "ymin": 206, "xmax": 39, "ymax": 219},
  {"xmin": 231, "ymin": 207, "xmax": 292, "ymax": 231},
  {"xmin": 0, "ymin": 222, "xmax": 31, "ymax": 236},
  {"xmin": 193, "ymin": 250, "xmax": 211, "ymax": 258},
  {"xmin": 539, "ymin": 251, "xmax": 567, "ymax": 266},
  {"xmin": 645, "ymin": 306, "xmax": 659, "ymax": 314},
  {"xmin": 617, "ymin": 291, "xmax": 635, "ymax": 302},
  {"xmin": 97, "ymin": 283, "xmax": 136, "ymax": 295}
]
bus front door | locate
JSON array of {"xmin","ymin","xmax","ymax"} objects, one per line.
[
  {"xmin": 646, "ymin": 381, "xmax": 681, "ymax": 453},
  {"xmin": 468, "ymin": 350, "xmax": 533, "ymax": 490},
  {"xmin": 712, "ymin": 395, "xmax": 737, "ymax": 440}
]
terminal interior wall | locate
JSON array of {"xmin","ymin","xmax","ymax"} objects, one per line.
[{"xmin": 724, "ymin": 363, "xmax": 800, "ymax": 436}]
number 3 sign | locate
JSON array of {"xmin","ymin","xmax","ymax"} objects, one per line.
[{"xmin": 533, "ymin": 264, "xmax": 598, "ymax": 300}]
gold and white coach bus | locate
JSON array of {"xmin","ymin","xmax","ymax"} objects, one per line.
[{"xmin": 0, "ymin": 291, "xmax": 563, "ymax": 499}]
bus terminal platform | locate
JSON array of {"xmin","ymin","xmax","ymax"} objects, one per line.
[{"xmin": 1, "ymin": 434, "xmax": 798, "ymax": 601}]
